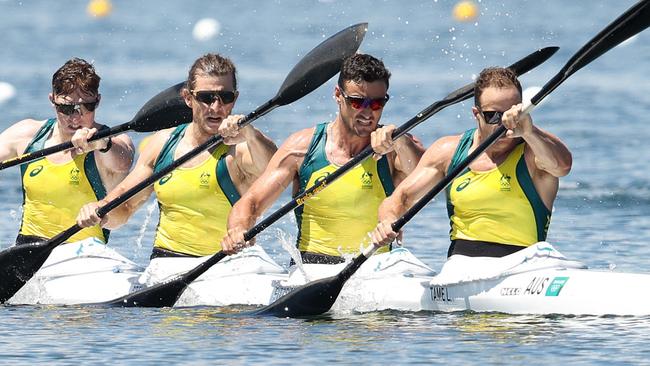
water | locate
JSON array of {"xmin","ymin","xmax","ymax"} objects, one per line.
[{"xmin": 1, "ymin": 0, "xmax": 650, "ymax": 363}]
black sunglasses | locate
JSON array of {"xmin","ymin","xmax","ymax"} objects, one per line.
[
  {"xmin": 191, "ymin": 90, "xmax": 236, "ymax": 105},
  {"xmin": 479, "ymin": 109, "xmax": 504, "ymax": 125},
  {"xmin": 53, "ymin": 100, "xmax": 99, "ymax": 116},
  {"xmin": 339, "ymin": 88, "xmax": 389, "ymax": 111}
]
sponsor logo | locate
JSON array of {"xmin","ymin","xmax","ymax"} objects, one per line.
[
  {"xmin": 361, "ymin": 171, "xmax": 373, "ymax": 189},
  {"xmin": 430, "ymin": 286, "xmax": 452, "ymax": 302},
  {"xmin": 545, "ymin": 277, "xmax": 569, "ymax": 297},
  {"xmin": 500, "ymin": 287, "xmax": 521, "ymax": 296},
  {"xmin": 314, "ymin": 172, "xmax": 330, "ymax": 186},
  {"xmin": 29, "ymin": 165, "xmax": 44, "ymax": 177},
  {"xmin": 500, "ymin": 174, "xmax": 512, "ymax": 191},
  {"xmin": 199, "ymin": 171, "xmax": 210, "ymax": 188},
  {"xmin": 69, "ymin": 167, "xmax": 80, "ymax": 186},
  {"xmin": 158, "ymin": 173, "xmax": 172, "ymax": 185},
  {"xmin": 456, "ymin": 177, "xmax": 471, "ymax": 192},
  {"xmin": 524, "ymin": 276, "xmax": 549, "ymax": 295}
]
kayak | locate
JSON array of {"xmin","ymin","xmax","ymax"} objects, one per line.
[
  {"xmin": 139, "ymin": 245, "xmax": 287, "ymax": 307},
  {"xmin": 8, "ymin": 237, "xmax": 143, "ymax": 305},
  {"xmin": 270, "ymin": 247, "xmax": 438, "ymax": 313},
  {"xmin": 275, "ymin": 242, "xmax": 650, "ymax": 316},
  {"xmin": 419, "ymin": 242, "xmax": 650, "ymax": 316},
  {"xmin": 7, "ymin": 238, "xmax": 289, "ymax": 307}
]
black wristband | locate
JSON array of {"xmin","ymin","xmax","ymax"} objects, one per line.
[{"xmin": 99, "ymin": 137, "xmax": 113, "ymax": 153}]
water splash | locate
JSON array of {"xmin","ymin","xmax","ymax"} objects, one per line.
[{"xmin": 133, "ymin": 200, "xmax": 157, "ymax": 257}]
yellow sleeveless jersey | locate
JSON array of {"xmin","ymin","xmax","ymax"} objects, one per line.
[
  {"xmin": 153, "ymin": 124, "xmax": 240, "ymax": 256},
  {"xmin": 445, "ymin": 129, "xmax": 551, "ymax": 246},
  {"xmin": 20, "ymin": 118, "xmax": 108, "ymax": 243},
  {"xmin": 295, "ymin": 123, "xmax": 394, "ymax": 256}
]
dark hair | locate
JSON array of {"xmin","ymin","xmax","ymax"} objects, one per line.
[
  {"xmin": 187, "ymin": 53, "xmax": 237, "ymax": 91},
  {"xmin": 51, "ymin": 58, "xmax": 100, "ymax": 96},
  {"xmin": 337, "ymin": 53, "xmax": 391, "ymax": 90},
  {"xmin": 474, "ymin": 67, "xmax": 522, "ymax": 106}
]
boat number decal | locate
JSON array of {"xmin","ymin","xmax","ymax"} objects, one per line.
[
  {"xmin": 500, "ymin": 287, "xmax": 521, "ymax": 296},
  {"xmin": 524, "ymin": 277, "xmax": 549, "ymax": 295},
  {"xmin": 430, "ymin": 286, "xmax": 451, "ymax": 302},
  {"xmin": 545, "ymin": 277, "xmax": 569, "ymax": 297}
]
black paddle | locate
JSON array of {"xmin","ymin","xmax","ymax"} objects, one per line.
[
  {"xmin": 98, "ymin": 46, "xmax": 556, "ymax": 309},
  {"xmin": 256, "ymin": 0, "xmax": 650, "ymax": 317},
  {"xmin": 0, "ymin": 82, "xmax": 192, "ymax": 171},
  {"xmin": 78, "ymin": 23, "xmax": 368, "ymax": 308}
]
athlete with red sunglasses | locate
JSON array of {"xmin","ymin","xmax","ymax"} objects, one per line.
[{"xmin": 222, "ymin": 53, "xmax": 425, "ymax": 265}]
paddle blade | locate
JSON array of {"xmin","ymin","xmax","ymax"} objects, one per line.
[
  {"xmin": 508, "ymin": 46, "xmax": 559, "ymax": 76},
  {"xmin": 129, "ymin": 82, "xmax": 193, "ymax": 132},
  {"xmin": 273, "ymin": 23, "xmax": 367, "ymax": 106},
  {"xmin": 0, "ymin": 243, "xmax": 51, "ymax": 303},
  {"xmin": 255, "ymin": 275, "xmax": 345, "ymax": 317},
  {"xmin": 532, "ymin": 0, "xmax": 650, "ymax": 105},
  {"xmin": 100, "ymin": 277, "xmax": 189, "ymax": 308}
]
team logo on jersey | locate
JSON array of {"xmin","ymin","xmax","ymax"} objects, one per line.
[
  {"xmin": 313, "ymin": 172, "xmax": 330, "ymax": 186},
  {"xmin": 69, "ymin": 167, "xmax": 80, "ymax": 185},
  {"xmin": 159, "ymin": 173, "xmax": 172, "ymax": 185},
  {"xmin": 199, "ymin": 171, "xmax": 211, "ymax": 188},
  {"xmin": 500, "ymin": 174, "xmax": 512, "ymax": 191},
  {"xmin": 29, "ymin": 165, "xmax": 44, "ymax": 177},
  {"xmin": 456, "ymin": 177, "xmax": 471, "ymax": 192},
  {"xmin": 361, "ymin": 172, "xmax": 373, "ymax": 189}
]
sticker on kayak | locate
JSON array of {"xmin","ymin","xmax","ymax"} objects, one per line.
[{"xmin": 545, "ymin": 277, "xmax": 569, "ymax": 297}]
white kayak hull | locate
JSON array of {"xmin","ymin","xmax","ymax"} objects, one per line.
[
  {"xmin": 274, "ymin": 243, "xmax": 650, "ymax": 316},
  {"xmin": 141, "ymin": 245, "xmax": 288, "ymax": 307},
  {"xmin": 9, "ymin": 238, "xmax": 143, "ymax": 305},
  {"xmin": 418, "ymin": 242, "xmax": 650, "ymax": 316}
]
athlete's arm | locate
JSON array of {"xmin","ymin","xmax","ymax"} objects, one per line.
[
  {"xmin": 76, "ymin": 130, "xmax": 169, "ymax": 229},
  {"xmin": 501, "ymin": 103, "xmax": 572, "ymax": 177},
  {"xmin": 219, "ymin": 116, "xmax": 278, "ymax": 189},
  {"xmin": 370, "ymin": 124, "xmax": 425, "ymax": 185},
  {"xmin": 222, "ymin": 128, "xmax": 313, "ymax": 254},
  {"xmin": 371, "ymin": 135, "xmax": 457, "ymax": 247},
  {"xmin": 0, "ymin": 119, "xmax": 42, "ymax": 161}
]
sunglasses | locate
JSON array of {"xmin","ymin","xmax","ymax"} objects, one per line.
[
  {"xmin": 191, "ymin": 90, "xmax": 236, "ymax": 105},
  {"xmin": 479, "ymin": 109, "xmax": 504, "ymax": 125},
  {"xmin": 339, "ymin": 88, "xmax": 389, "ymax": 111},
  {"xmin": 53, "ymin": 100, "xmax": 99, "ymax": 116}
]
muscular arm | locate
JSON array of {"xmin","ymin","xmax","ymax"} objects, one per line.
[
  {"xmin": 378, "ymin": 136, "xmax": 457, "ymax": 223},
  {"xmin": 232, "ymin": 125, "xmax": 278, "ymax": 190},
  {"xmin": 93, "ymin": 131, "xmax": 168, "ymax": 229},
  {"xmin": 95, "ymin": 132, "xmax": 136, "ymax": 191},
  {"xmin": 523, "ymin": 126, "xmax": 572, "ymax": 178},
  {"xmin": 227, "ymin": 128, "xmax": 312, "ymax": 232},
  {"xmin": 0, "ymin": 119, "xmax": 43, "ymax": 161},
  {"xmin": 390, "ymin": 133, "xmax": 426, "ymax": 185}
]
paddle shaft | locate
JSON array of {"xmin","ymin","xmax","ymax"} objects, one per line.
[
  {"xmin": 244, "ymin": 47, "xmax": 558, "ymax": 241},
  {"xmin": 0, "ymin": 123, "xmax": 132, "ymax": 170}
]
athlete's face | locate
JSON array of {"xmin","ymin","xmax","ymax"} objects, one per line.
[
  {"xmin": 185, "ymin": 73, "xmax": 238, "ymax": 136},
  {"xmin": 472, "ymin": 86, "xmax": 521, "ymax": 145},
  {"xmin": 49, "ymin": 89, "xmax": 100, "ymax": 135},
  {"xmin": 335, "ymin": 80, "xmax": 388, "ymax": 138}
]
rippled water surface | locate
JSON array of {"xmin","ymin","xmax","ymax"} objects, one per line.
[{"xmin": 1, "ymin": 0, "xmax": 650, "ymax": 364}]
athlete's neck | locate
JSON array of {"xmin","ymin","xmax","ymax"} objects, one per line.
[
  {"xmin": 186, "ymin": 122, "xmax": 214, "ymax": 146},
  {"xmin": 328, "ymin": 118, "xmax": 370, "ymax": 157}
]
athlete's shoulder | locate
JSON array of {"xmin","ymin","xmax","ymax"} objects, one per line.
[{"xmin": 280, "ymin": 126, "xmax": 317, "ymax": 152}]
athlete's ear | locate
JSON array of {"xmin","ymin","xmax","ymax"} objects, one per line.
[
  {"xmin": 181, "ymin": 88, "xmax": 193, "ymax": 108},
  {"xmin": 472, "ymin": 106, "xmax": 482, "ymax": 122},
  {"xmin": 48, "ymin": 93, "xmax": 54, "ymax": 104}
]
